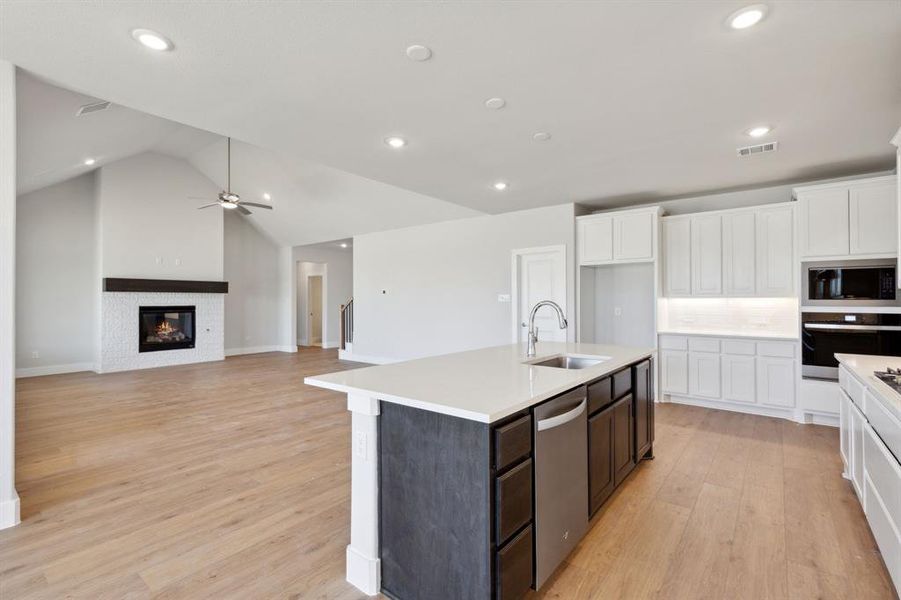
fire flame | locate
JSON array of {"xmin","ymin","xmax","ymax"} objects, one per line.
[{"xmin": 156, "ymin": 321, "xmax": 178, "ymax": 335}]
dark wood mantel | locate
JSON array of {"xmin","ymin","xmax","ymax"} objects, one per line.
[{"xmin": 103, "ymin": 278, "xmax": 229, "ymax": 294}]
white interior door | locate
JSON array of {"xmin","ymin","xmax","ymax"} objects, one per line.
[{"xmin": 513, "ymin": 246, "xmax": 567, "ymax": 344}]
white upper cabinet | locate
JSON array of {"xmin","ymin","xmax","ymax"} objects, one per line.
[
  {"xmin": 756, "ymin": 205, "xmax": 795, "ymax": 296},
  {"xmin": 849, "ymin": 180, "xmax": 897, "ymax": 256},
  {"xmin": 613, "ymin": 211, "xmax": 655, "ymax": 261},
  {"xmin": 723, "ymin": 211, "xmax": 756, "ymax": 296},
  {"xmin": 796, "ymin": 175, "xmax": 898, "ymax": 259},
  {"xmin": 661, "ymin": 202, "xmax": 795, "ymax": 298},
  {"xmin": 663, "ymin": 219, "xmax": 691, "ymax": 296},
  {"xmin": 690, "ymin": 214, "xmax": 723, "ymax": 296},
  {"xmin": 799, "ymin": 187, "xmax": 849, "ymax": 257},
  {"xmin": 577, "ymin": 207, "xmax": 659, "ymax": 266},
  {"xmin": 578, "ymin": 214, "xmax": 613, "ymax": 264}
]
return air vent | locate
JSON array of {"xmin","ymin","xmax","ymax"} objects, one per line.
[
  {"xmin": 76, "ymin": 100, "xmax": 111, "ymax": 116},
  {"xmin": 737, "ymin": 141, "xmax": 778, "ymax": 157}
]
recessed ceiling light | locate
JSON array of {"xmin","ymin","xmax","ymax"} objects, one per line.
[
  {"xmin": 131, "ymin": 28, "xmax": 174, "ymax": 51},
  {"xmin": 340, "ymin": 243, "xmax": 348, "ymax": 248},
  {"xmin": 493, "ymin": 181, "xmax": 508, "ymax": 191},
  {"xmin": 221, "ymin": 201, "xmax": 238, "ymax": 210},
  {"xmin": 384, "ymin": 136, "xmax": 407, "ymax": 149},
  {"xmin": 728, "ymin": 4, "xmax": 768, "ymax": 30},
  {"xmin": 746, "ymin": 125, "xmax": 772, "ymax": 138},
  {"xmin": 405, "ymin": 45, "xmax": 432, "ymax": 61},
  {"xmin": 262, "ymin": 193, "xmax": 271, "ymax": 201},
  {"xmin": 485, "ymin": 97, "xmax": 506, "ymax": 110},
  {"xmin": 83, "ymin": 158, "xmax": 96, "ymax": 166},
  {"xmin": 532, "ymin": 132, "xmax": 552, "ymax": 142}
]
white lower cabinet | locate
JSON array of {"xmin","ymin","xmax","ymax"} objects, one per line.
[
  {"xmin": 721, "ymin": 355, "xmax": 756, "ymax": 404},
  {"xmin": 839, "ymin": 367, "xmax": 901, "ymax": 594},
  {"xmin": 689, "ymin": 352, "xmax": 721, "ymax": 398},
  {"xmin": 660, "ymin": 350, "xmax": 688, "ymax": 395},
  {"xmin": 756, "ymin": 357, "xmax": 796, "ymax": 408},
  {"xmin": 659, "ymin": 334, "xmax": 797, "ymax": 416}
]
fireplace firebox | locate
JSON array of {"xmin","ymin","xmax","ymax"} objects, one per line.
[{"xmin": 139, "ymin": 306, "xmax": 196, "ymax": 353}]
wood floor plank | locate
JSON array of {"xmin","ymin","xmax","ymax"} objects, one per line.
[{"xmin": 1, "ymin": 349, "xmax": 894, "ymax": 599}]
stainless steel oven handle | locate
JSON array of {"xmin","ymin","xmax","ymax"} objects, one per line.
[
  {"xmin": 803, "ymin": 324, "xmax": 901, "ymax": 332},
  {"xmin": 536, "ymin": 399, "xmax": 586, "ymax": 431}
]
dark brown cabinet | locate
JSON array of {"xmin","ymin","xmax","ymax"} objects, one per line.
[
  {"xmin": 588, "ymin": 407, "xmax": 614, "ymax": 515},
  {"xmin": 612, "ymin": 394, "xmax": 635, "ymax": 486},
  {"xmin": 633, "ymin": 359, "xmax": 654, "ymax": 460}
]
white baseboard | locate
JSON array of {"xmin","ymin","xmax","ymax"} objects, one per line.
[
  {"xmin": 346, "ymin": 545, "xmax": 380, "ymax": 596},
  {"xmin": 337, "ymin": 350, "xmax": 400, "ymax": 365},
  {"xmin": 322, "ymin": 340, "xmax": 340, "ymax": 350},
  {"xmin": 665, "ymin": 394, "xmax": 796, "ymax": 421},
  {"xmin": 16, "ymin": 362, "xmax": 94, "ymax": 378},
  {"xmin": 225, "ymin": 345, "xmax": 297, "ymax": 357},
  {"xmin": 0, "ymin": 492, "xmax": 20, "ymax": 530}
]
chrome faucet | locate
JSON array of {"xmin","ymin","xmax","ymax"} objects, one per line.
[{"xmin": 525, "ymin": 300, "xmax": 568, "ymax": 357}]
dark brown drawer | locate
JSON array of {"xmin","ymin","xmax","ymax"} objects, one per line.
[
  {"xmin": 613, "ymin": 367, "xmax": 632, "ymax": 399},
  {"xmin": 496, "ymin": 525, "xmax": 533, "ymax": 600},
  {"xmin": 587, "ymin": 376, "xmax": 612, "ymax": 415},
  {"xmin": 493, "ymin": 414, "xmax": 531, "ymax": 471},
  {"xmin": 495, "ymin": 458, "xmax": 532, "ymax": 544}
]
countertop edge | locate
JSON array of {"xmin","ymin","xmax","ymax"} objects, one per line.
[
  {"xmin": 305, "ymin": 348, "xmax": 656, "ymax": 424},
  {"xmin": 657, "ymin": 330, "xmax": 799, "ymax": 342},
  {"xmin": 835, "ymin": 354, "xmax": 901, "ymax": 422}
]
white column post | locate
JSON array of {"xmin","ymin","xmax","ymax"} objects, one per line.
[
  {"xmin": 0, "ymin": 59, "xmax": 21, "ymax": 529},
  {"xmin": 346, "ymin": 393, "xmax": 380, "ymax": 595}
]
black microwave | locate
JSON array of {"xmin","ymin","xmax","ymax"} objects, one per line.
[{"xmin": 802, "ymin": 259, "xmax": 898, "ymax": 307}]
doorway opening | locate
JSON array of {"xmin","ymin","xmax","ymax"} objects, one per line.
[{"xmin": 296, "ymin": 261, "xmax": 327, "ymax": 348}]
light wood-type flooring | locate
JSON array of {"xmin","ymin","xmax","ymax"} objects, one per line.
[{"xmin": 1, "ymin": 348, "xmax": 896, "ymax": 599}]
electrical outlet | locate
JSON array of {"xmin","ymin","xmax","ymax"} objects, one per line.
[
  {"xmin": 155, "ymin": 256, "xmax": 163, "ymax": 265},
  {"xmin": 174, "ymin": 258, "xmax": 181, "ymax": 266},
  {"xmin": 355, "ymin": 431, "xmax": 368, "ymax": 460},
  {"xmin": 31, "ymin": 350, "xmax": 39, "ymax": 359},
  {"xmin": 614, "ymin": 307, "xmax": 622, "ymax": 317}
]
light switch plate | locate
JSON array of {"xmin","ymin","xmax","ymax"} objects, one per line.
[{"xmin": 497, "ymin": 294, "xmax": 511, "ymax": 303}]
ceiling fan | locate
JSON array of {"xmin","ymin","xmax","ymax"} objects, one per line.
[{"xmin": 193, "ymin": 137, "xmax": 273, "ymax": 216}]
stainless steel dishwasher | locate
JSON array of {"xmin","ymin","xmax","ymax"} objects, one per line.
[{"xmin": 533, "ymin": 387, "xmax": 589, "ymax": 588}]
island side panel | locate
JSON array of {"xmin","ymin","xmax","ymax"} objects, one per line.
[
  {"xmin": 379, "ymin": 402, "xmax": 491, "ymax": 599},
  {"xmin": 346, "ymin": 394, "xmax": 382, "ymax": 595}
]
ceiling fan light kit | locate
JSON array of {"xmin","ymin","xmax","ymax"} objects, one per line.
[{"xmin": 195, "ymin": 137, "xmax": 274, "ymax": 216}]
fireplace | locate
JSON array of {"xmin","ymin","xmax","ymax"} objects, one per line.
[{"xmin": 139, "ymin": 306, "xmax": 196, "ymax": 353}]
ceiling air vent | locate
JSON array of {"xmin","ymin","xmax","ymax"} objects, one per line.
[
  {"xmin": 76, "ymin": 100, "xmax": 111, "ymax": 116},
  {"xmin": 737, "ymin": 141, "xmax": 778, "ymax": 157}
]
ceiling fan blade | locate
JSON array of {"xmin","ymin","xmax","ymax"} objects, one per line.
[
  {"xmin": 197, "ymin": 203, "xmax": 221, "ymax": 209},
  {"xmin": 240, "ymin": 202, "xmax": 273, "ymax": 210},
  {"xmin": 237, "ymin": 205, "xmax": 252, "ymax": 215},
  {"xmin": 188, "ymin": 196, "xmax": 218, "ymax": 201}
]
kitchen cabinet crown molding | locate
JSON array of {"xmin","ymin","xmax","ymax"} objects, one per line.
[{"xmin": 792, "ymin": 174, "xmax": 897, "ymax": 197}]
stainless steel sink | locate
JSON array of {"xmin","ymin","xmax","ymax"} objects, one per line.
[{"xmin": 529, "ymin": 355, "xmax": 605, "ymax": 369}]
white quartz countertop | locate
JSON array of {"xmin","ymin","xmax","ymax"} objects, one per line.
[
  {"xmin": 835, "ymin": 354, "xmax": 901, "ymax": 422},
  {"xmin": 657, "ymin": 329, "xmax": 799, "ymax": 341},
  {"xmin": 305, "ymin": 342, "xmax": 655, "ymax": 423}
]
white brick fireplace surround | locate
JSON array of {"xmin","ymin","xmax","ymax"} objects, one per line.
[{"xmin": 98, "ymin": 291, "xmax": 224, "ymax": 373}]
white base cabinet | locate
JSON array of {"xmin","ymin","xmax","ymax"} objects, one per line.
[
  {"xmin": 659, "ymin": 334, "xmax": 798, "ymax": 419},
  {"xmin": 838, "ymin": 365, "xmax": 901, "ymax": 594}
]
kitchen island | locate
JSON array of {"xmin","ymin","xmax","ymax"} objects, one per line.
[{"xmin": 305, "ymin": 342, "xmax": 655, "ymax": 599}]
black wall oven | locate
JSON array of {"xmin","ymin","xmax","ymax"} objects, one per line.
[
  {"xmin": 802, "ymin": 312, "xmax": 901, "ymax": 379},
  {"xmin": 802, "ymin": 259, "xmax": 898, "ymax": 307}
]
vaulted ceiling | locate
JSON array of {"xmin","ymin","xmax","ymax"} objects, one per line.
[{"xmin": 3, "ymin": 1, "xmax": 900, "ymax": 220}]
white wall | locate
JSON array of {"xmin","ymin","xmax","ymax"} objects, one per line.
[
  {"xmin": 581, "ymin": 263, "xmax": 656, "ymax": 348},
  {"xmin": 0, "ymin": 59, "xmax": 20, "ymax": 529},
  {"xmin": 223, "ymin": 212, "xmax": 284, "ymax": 354},
  {"xmin": 352, "ymin": 203, "xmax": 577, "ymax": 361},
  {"xmin": 292, "ymin": 245, "xmax": 353, "ymax": 349},
  {"xmin": 97, "ymin": 152, "xmax": 223, "ymax": 279},
  {"xmin": 16, "ymin": 173, "xmax": 96, "ymax": 375}
]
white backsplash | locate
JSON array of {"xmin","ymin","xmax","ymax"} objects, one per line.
[{"xmin": 657, "ymin": 297, "xmax": 799, "ymax": 338}]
